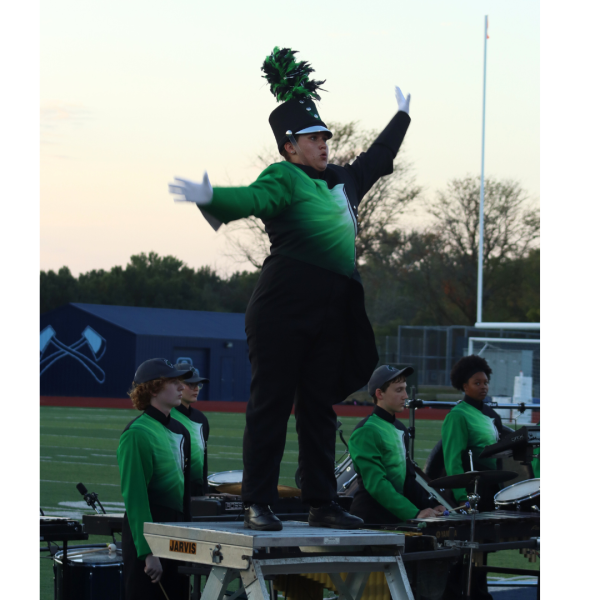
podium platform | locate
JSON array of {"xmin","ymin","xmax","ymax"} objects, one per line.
[{"xmin": 143, "ymin": 520, "xmax": 414, "ymax": 600}]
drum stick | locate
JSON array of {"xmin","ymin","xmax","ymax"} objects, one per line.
[
  {"xmin": 66, "ymin": 543, "xmax": 117, "ymax": 558},
  {"xmin": 159, "ymin": 581, "xmax": 171, "ymax": 600},
  {"xmin": 443, "ymin": 502, "xmax": 471, "ymax": 515}
]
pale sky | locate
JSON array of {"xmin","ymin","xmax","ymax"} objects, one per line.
[{"xmin": 40, "ymin": 0, "xmax": 540, "ymax": 276}]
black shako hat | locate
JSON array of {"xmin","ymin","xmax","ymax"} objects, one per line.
[
  {"xmin": 269, "ymin": 98, "xmax": 331, "ymax": 152},
  {"xmin": 134, "ymin": 358, "xmax": 193, "ymax": 384},
  {"xmin": 262, "ymin": 47, "xmax": 331, "ymax": 152},
  {"xmin": 368, "ymin": 365, "xmax": 415, "ymax": 397},
  {"xmin": 174, "ymin": 362, "xmax": 209, "ymax": 385}
]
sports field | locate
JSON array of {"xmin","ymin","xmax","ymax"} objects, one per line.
[{"xmin": 40, "ymin": 406, "xmax": 538, "ymax": 599}]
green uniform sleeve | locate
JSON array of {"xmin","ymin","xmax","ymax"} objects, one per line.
[
  {"xmin": 201, "ymin": 163, "xmax": 295, "ymax": 224},
  {"xmin": 531, "ymin": 447, "xmax": 540, "ymax": 479},
  {"xmin": 349, "ymin": 428, "xmax": 419, "ymax": 521},
  {"xmin": 117, "ymin": 429, "xmax": 154, "ymax": 560},
  {"xmin": 442, "ymin": 411, "xmax": 469, "ymax": 503}
]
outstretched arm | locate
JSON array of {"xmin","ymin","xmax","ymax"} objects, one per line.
[
  {"xmin": 344, "ymin": 85, "xmax": 412, "ymax": 200},
  {"xmin": 168, "ymin": 163, "xmax": 295, "ymax": 228}
]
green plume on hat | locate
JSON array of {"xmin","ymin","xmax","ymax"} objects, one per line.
[{"xmin": 261, "ymin": 47, "xmax": 326, "ymax": 103}]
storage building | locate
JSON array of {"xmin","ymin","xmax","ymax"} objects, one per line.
[{"xmin": 40, "ymin": 303, "xmax": 250, "ymax": 402}]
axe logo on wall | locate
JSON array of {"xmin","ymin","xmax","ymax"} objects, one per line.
[{"xmin": 40, "ymin": 325, "xmax": 107, "ymax": 383}]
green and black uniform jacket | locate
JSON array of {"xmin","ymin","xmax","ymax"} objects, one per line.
[
  {"xmin": 117, "ymin": 405, "xmax": 191, "ymax": 560},
  {"xmin": 441, "ymin": 396, "xmax": 502, "ymax": 504},
  {"xmin": 171, "ymin": 403, "xmax": 210, "ymax": 496},
  {"xmin": 200, "ymin": 111, "xmax": 410, "ymax": 397},
  {"xmin": 348, "ymin": 406, "xmax": 438, "ymax": 524}
]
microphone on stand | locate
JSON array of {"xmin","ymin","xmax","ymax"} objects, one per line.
[{"xmin": 76, "ymin": 483, "xmax": 107, "ymax": 515}]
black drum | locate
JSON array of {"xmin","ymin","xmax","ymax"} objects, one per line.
[
  {"xmin": 54, "ymin": 544, "xmax": 124, "ymax": 600},
  {"xmin": 295, "ymin": 454, "xmax": 359, "ymax": 497},
  {"xmin": 494, "ymin": 478, "xmax": 540, "ymax": 512},
  {"xmin": 335, "ymin": 454, "xmax": 359, "ymax": 496}
]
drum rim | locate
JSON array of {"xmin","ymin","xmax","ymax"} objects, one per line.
[
  {"xmin": 54, "ymin": 544, "xmax": 123, "ymax": 566},
  {"xmin": 334, "ymin": 456, "xmax": 354, "ymax": 477},
  {"xmin": 207, "ymin": 469, "xmax": 244, "ymax": 486},
  {"xmin": 494, "ymin": 477, "xmax": 540, "ymax": 504}
]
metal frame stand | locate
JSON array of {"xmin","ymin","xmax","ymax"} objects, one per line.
[
  {"xmin": 144, "ymin": 521, "xmax": 415, "ymax": 600},
  {"xmin": 202, "ymin": 555, "xmax": 413, "ymax": 600}
]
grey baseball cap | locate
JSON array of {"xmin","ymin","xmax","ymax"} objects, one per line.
[
  {"xmin": 174, "ymin": 363, "xmax": 209, "ymax": 384},
  {"xmin": 134, "ymin": 358, "xmax": 194, "ymax": 384},
  {"xmin": 368, "ymin": 365, "xmax": 414, "ymax": 396}
]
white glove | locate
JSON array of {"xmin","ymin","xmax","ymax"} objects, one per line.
[
  {"xmin": 395, "ymin": 86, "xmax": 411, "ymax": 115},
  {"xmin": 168, "ymin": 172, "xmax": 213, "ymax": 206}
]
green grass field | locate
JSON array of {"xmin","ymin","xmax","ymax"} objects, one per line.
[{"xmin": 40, "ymin": 406, "xmax": 538, "ymax": 599}]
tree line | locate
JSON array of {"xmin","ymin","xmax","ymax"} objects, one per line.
[
  {"xmin": 41, "ymin": 121, "xmax": 539, "ymax": 335},
  {"xmin": 40, "ymin": 253, "xmax": 260, "ymax": 315}
]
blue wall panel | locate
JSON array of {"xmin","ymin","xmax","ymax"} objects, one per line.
[
  {"xmin": 41, "ymin": 304, "xmax": 252, "ymax": 402},
  {"xmin": 40, "ymin": 305, "xmax": 136, "ymax": 397}
]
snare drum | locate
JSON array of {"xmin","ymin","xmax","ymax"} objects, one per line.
[
  {"xmin": 53, "ymin": 544, "xmax": 124, "ymax": 600},
  {"xmin": 494, "ymin": 478, "xmax": 540, "ymax": 512},
  {"xmin": 207, "ymin": 470, "xmax": 244, "ymax": 487}
]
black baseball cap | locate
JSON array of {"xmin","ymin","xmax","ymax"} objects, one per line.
[
  {"xmin": 174, "ymin": 363, "xmax": 209, "ymax": 384},
  {"xmin": 368, "ymin": 365, "xmax": 414, "ymax": 396},
  {"xmin": 133, "ymin": 358, "xmax": 194, "ymax": 385}
]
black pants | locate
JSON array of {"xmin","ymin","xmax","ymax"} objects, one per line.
[
  {"xmin": 242, "ymin": 258, "xmax": 352, "ymax": 506},
  {"xmin": 122, "ymin": 509, "xmax": 189, "ymax": 600}
]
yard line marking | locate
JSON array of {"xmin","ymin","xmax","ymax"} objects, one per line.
[
  {"xmin": 41, "ymin": 427, "xmax": 124, "ymax": 432},
  {"xmin": 212, "ymin": 457, "xmax": 296, "ymax": 466},
  {"xmin": 41, "ymin": 479, "xmax": 120, "ymax": 487},
  {"xmin": 41, "ymin": 459, "xmax": 118, "ymax": 467},
  {"xmin": 208, "ymin": 444, "xmax": 298, "ymax": 456},
  {"xmin": 42, "ymin": 445, "xmax": 115, "ymax": 451},
  {"xmin": 212, "ymin": 453, "xmax": 244, "ymax": 457},
  {"xmin": 44, "ymin": 416, "xmax": 133, "ymax": 421},
  {"xmin": 41, "ymin": 434, "xmax": 118, "ymax": 440},
  {"xmin": 56, "ymin": 455, "xmax": 89, "ymax": 459}
]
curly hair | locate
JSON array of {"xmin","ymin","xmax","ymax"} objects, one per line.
[
  {"xmin": 128, "ymin": 378, "xmax": 172, "ymax": 411},
  {"xmin": 372, "ymin": 375, "xmax": 406, "ymax": 404},
  {"xmin": 450, "ymin": 355, "xmax": 492, "ymax": 392}
]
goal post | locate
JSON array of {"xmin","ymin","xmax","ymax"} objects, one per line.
[{"xmin": 467, "ymin": 337, "xmax": 540, "ymax": 401}]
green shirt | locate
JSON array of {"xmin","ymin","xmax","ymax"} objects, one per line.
[
  {"xmin": 117, "ymin": 410, "xmax": 188, "ymax": 559},
  {"xmin": 441, "ymin": 400, "xmax": 500, "ymax": 503},
  {"xmin": 170, "ymin": 408, "xmax": 206, "ymax": 486},
  {"xmin": 348, "ymin": 413, "xmax": 419, "ymax": 521},
  {"xmin": 203, "ymin": 161, "xmax": 357, "ymax": 277}
]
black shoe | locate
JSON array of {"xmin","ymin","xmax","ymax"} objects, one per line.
[
  {"xmin": 243, "ymin": 504, "xmax": 283, "ymax": 531},
  {"xmin": 308, "ymin": 502, "xmax": 364, "ymax": 529}
]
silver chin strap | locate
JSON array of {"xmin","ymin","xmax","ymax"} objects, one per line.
[{"xmin": 285, "ymin": 130, "xmax": 304, "ymax": 159}]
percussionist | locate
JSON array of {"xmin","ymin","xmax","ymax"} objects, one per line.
[
  {"xmin": 171, "ymin": 363, "xmax": 210, "ymax": 496},
  {"xmin": 442, "ymin": 354, "xmax": 504, "ymax": 511},
  {"xmin": 348, "ymin": 365, "xmax": 445, "ymax": 523},
  {"xmin": 117, "ymin": 359, "xmax": 192, "ymax": 600},
  {"xmin": 441, "ymin": 354, "xmax": 505, "ymax": 600}
]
